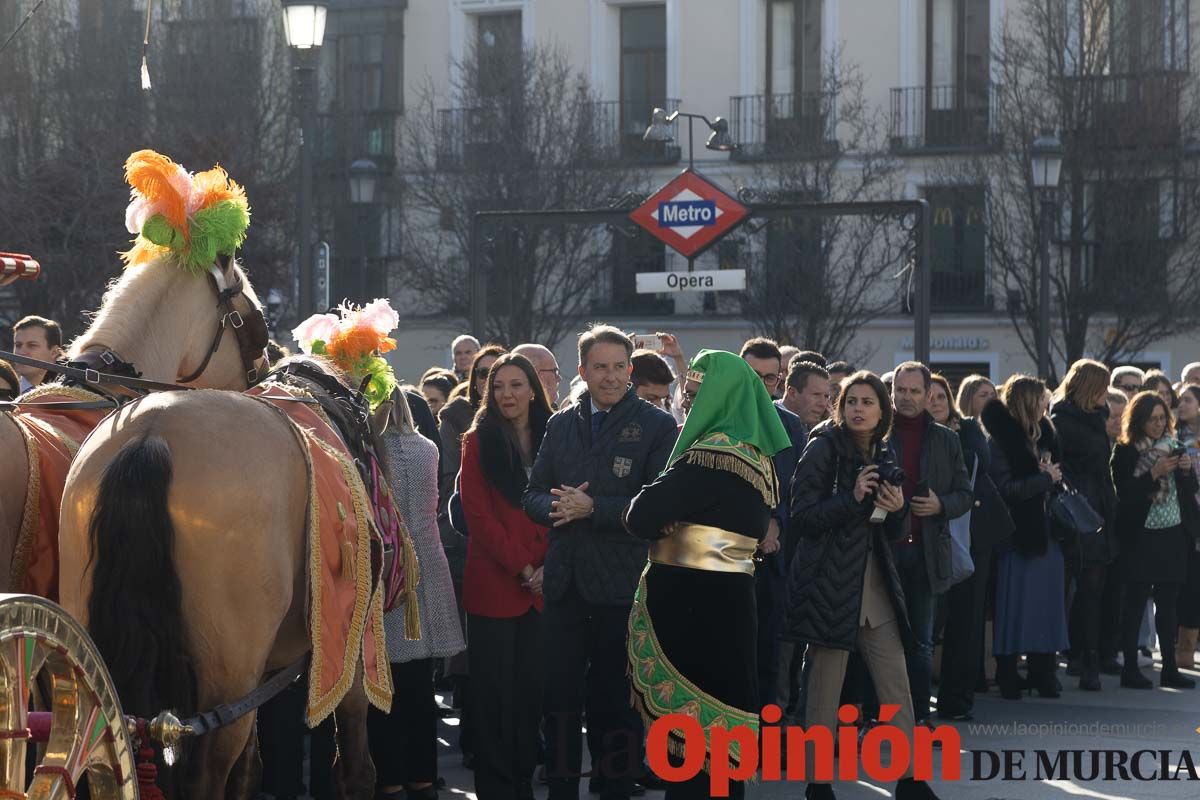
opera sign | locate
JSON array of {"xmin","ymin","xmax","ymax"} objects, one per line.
[{"xmin": 630, "ymin": 169, "xmax": 749, "ymax": 259}]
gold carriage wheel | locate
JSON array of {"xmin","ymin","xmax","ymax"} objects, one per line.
[{"xmin": 0, "ymin": 594, "xmax": 137, "ymax": 800}]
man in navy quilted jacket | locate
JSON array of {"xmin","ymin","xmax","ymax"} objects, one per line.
[{"xmin": 524, "ymin": 325, "xmax": 677, "ymax": 800}]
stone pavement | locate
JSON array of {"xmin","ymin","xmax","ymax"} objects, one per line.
[{"xmin": 433, "ymin": 658, "xmax": 1200, "ymax": 800}]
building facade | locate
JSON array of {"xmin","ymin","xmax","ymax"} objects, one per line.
[{"xmin": 372, "ymin": 0, "xmax": 1200, "ymax": 387}]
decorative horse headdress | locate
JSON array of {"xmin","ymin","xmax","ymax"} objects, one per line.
[
  {"xmin": 292, "ymin": 300, "xmax": 400, "ymax": 410},
  {"xmin": 121, "ymin": 149, "xmax": 250, "ymax": 273}
]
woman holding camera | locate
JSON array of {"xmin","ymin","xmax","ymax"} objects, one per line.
[
  {"xmin": 982, "ymin": 376, "xmax": 1068, "ymax": 700},
  {"xmin": 1111, "ymin": 391, "xmax": 1199, "ymax": 689},
  {"xmin": 785, "ymin": 371, "xmax": 939, "ymax": 800}
]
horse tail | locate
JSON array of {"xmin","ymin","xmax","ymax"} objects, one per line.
[{"xmin": 86, "ymin": 435, "xmax": 197, "ymax": 721}]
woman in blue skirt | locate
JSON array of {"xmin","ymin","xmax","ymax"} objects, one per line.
[{"xmin": 982, "ymin": 375, "xmax": 1069, "ymax": 700}]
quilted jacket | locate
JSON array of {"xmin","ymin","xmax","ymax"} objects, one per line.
[
  {"xmin": 523, "ymin": 386, "xmax": 677, "ymax": 606},
  {"xmin": 783, "ymin": 421, "xmax": 912, "ymax": 651}
]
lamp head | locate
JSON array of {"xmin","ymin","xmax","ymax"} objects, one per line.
[
  {"xmin": 643, "ymin": 107, "xmax": 675, "ymax": 143},
  {"xmin": 705, "ymin": 117, "xmax": 736, "ymax": 152}
]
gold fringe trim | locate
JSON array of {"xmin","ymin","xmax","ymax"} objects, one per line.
[
  {"xmin": 8, "ymin": 415, "xmax": 40, "ymax": 591},
  {"xmin": 401, "ymin": 530, "xmax": 421, "ymax": 640},
  {"xmin": 682, "ymin": 449, "xmax": 779, "ymax": 507},
  {"xmin": 308, "ymin": 432, "xmax": 379, "ymax": 724},
  {"xmin": 15, "ymin": 385, "xmax": 108, "ymax": 404}
]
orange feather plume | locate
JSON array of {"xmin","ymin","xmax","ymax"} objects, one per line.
[
  {"xmin": 124, "ymin": 149, "xmax": 188, "ymax": 236},
  {"xmin": 192, "ymin": 166, "xmax": 247, "ymax": 210}
]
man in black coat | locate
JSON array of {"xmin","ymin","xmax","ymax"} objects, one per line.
[
  {"xmin": 887, "ymin": 362, "xmax": 973, "ymax": 725},
  {"xmin": 740, "ymin": 338, "xmax": 808, "ymax": 710},
  {"xmin": 524, "ymin": 325, "xmax": 677, "ymax": 800}
]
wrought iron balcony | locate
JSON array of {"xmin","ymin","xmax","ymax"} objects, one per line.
[
  {"xmin": 931, "ymin": 269, "xmax": 992, "ymax": 312},
  {"xmin": 729, "ymin": 92, "xmax": 837, "ymax": 160},
  {"xmin": 316, "ymin": 110, "xmax": 397, "ymax": 171},
  {"xmin": 890, "ymin": 84, "xmax": 999, "ymax": 152},
  {"xmin": 580, "ymin": 98, "xmax": 682, "ymax": 164},
  {"xmin": 1068, "ymin": 72, "xmax": 1184, "ymax": 150}
]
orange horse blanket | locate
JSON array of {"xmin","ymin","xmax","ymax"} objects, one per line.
[
  {"xmin": 9, "ymin": 386, "xmax": 113, "ymax": 600},
  {"xmin": 246, "ymin": 383, "xmax": 394, "ymax": 724}
]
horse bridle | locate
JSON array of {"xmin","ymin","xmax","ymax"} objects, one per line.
[
  {"xmin": 67, "ymin": 259, "xmax": 270, "ymax": 392},
  {"xmin": 175, "ymin": 261, "xmax": 270, "ymax": 385}
]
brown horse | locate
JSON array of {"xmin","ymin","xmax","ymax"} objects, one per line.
[
  {"xmin": 58, "ymin": 367, "xmax": 380, "ymax": 797},
  {"xmin": 0, "ymin": 254, "xmax": 266, "ymax": 592}
]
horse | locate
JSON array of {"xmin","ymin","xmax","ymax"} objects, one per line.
[
  {"xmin": 0, "ymin": 253, "xmax": 267, "ymax": 595},
  {"xmin": 58, "ymin": 358, "xmax": 384, "ymax": 798}
]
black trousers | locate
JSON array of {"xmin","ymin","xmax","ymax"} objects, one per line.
[
  {"xmin": 258, "ymin": 673, "xmax": 336, "ymax": 800},
  {"xmin": 1099, "ymin": 563, "xmax": 1125, "ymax": 659},
  {"xmin": 543, "ymin": 587, "xmax": 641, "ymax": 800},
  {"xmin": 367, "ymin": 658, "xmax": 437, "ymax": 787},
  {"xmin": 754, "ymin": 558, "xmax": 785, "ymax": 707},
  {"xmin": 469, "ymin": 610, "xmax": 544, "ymax": 800},
  {"xmin": 1068, "ymin": 565, "xmax": 1108, "ymax": 653},
  {"xmin": 937, "ymin": 544, "xmax": 995, "ymax": 715},
  {"xmin": 1122, "ymin": 581, "xmax": 1181, "ymax": 669},
  {"xmin": 1178, "ymin": 546, "xmax": 1200, "ymax": 628}
]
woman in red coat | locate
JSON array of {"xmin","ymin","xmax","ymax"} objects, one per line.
[{"xmin": 460, "ymin": 352, "xmax": 553, "ymax": 800}]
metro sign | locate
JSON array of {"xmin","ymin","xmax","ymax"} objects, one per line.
[{"xmin": 629, "ymin": 169, "xmax": 749, "ymax": 259}]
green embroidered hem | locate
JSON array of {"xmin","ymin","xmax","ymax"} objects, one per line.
[{"xmin": 627, "ymin": 567, "xmax": 759, "ymax": 770}]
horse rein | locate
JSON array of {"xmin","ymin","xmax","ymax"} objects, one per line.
[{"xmin": 0, "ymin": 259, "xmax": 271, "ymax": 400}]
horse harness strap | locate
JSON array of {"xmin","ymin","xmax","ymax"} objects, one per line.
[
  {"xmin": 176, "ymin": 263, "xmax": 270, "ymax": 386},
  {"xmin": 0, "ymin": 350, "xmax": 191, "ymax": 395},
  {"xmin": 171, "ymin": 654, "xmax": 310, "ymax": 739}
]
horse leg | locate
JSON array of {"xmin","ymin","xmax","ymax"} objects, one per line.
[
  {"xmin": 0, "ymin": 415, "xmax": 29, "ymax": 590},
  {"xmin": 224, "ymin": 713, "xmax": 262, "ymax": 800},
  {"xmin": 332, "ymin": 666, "xmax": 376, "ymax": 800}
]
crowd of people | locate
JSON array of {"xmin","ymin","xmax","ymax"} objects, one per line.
[
  {"xmin": 6, "ymin": 316, "xmax": 1200, "ymax": 800},
  {"xmin": 366, "ymin": 328, "xmax": 1200, "ymax": 800}
]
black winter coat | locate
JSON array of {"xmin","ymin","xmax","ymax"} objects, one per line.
[
  {"xmin": 981, "ymin": 399, "xmax": 1058, "ymax": 556},
  {"xmin": 1050, "ymin": 399, "xmax": 1119, "ymax": 568},
  {"xmin": 523, "ymin": 386, "xmax": 678, "ymax": 606},
  {"xmin": 956, "ymin": 417, "xmax": 1015, "ymax": 555},
  {"xmin": 783, "ymin": 421, "xmax": 912, "ymax": 651}
]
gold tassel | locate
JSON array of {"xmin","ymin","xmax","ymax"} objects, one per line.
[
  {"xmin": 401, "ymin": 532, "xmax": 421, "ymax": 640},
  {"xmin": 340, "ymin": 540, "xmax": 356, "ymax": 582}
]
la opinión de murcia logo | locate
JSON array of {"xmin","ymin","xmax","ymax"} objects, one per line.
[
  {"xmin": 644, "ymin": 704, "xmax": 1200, "ymax": 796},
  {"xmin": 646, "ymin": 704, "xmax": 960, "ymax": 797}
]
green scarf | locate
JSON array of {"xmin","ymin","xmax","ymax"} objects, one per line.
[{"xmin": 666, "ymin": 350, "xmax": 792, "ymax": 505}]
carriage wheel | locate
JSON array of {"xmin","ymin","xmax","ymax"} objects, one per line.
[{"xmin": 0, "ymin": 594, "xmax": 137, "ymax": 800}]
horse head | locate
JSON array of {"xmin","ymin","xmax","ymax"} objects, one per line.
[{"xmin": 69, "ymin": 252, "xmax": 269, "ymax": 391}]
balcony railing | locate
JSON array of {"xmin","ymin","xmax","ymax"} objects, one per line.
[
  {"xmin": 890, "ymin": 84, "xmax": 999, "ymax": 152},
  {"xmin": 435, "ymin": 106, "xmax": 512, "ymax": 170},
  {"xmin": 729, "ymin": 92, "xmax": 837, "ymax": 160},
  {"xmin": 581, "ymin": 98, "xmax": 682, "ymax": 164},
  {"xmin": 317, "ymin": 111, "xmax": 397, "ymax": 170},
  {"xmin": 931, "ymin": 269, "xmax": 991, "ymax": 311},
  {"xmin": 1069, "ymin": 73, "xmax": 1184, "ymax": 150},
  {"xmin": 437, "ymin": 99, "xmax": 683, "ymax": 168}
]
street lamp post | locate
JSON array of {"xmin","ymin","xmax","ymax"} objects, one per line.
[
  {"xmin": 349, "ymin": 159, "xmax": 378, "ymax": 302},
  {"xmin": 282, "ymin": 0, "xmax": 328, "ymax": 319},
  {"xmin": 643, "ymin": 107, "xmax": 736, "ymax": 170},
  {"xmin": 1031, "ymin": 130, "xmax": 1064, "ymax": 381}
]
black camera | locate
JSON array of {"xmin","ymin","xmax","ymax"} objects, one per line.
[
  {"xmin": 875, "ymin": 458, "xmax": 907, "ymax": 488},
  {"xmin": 857, "ymin": 457, "xmax": 906, "ymax": 499},
  {"xmin": 1171, "ymin": 443, "xmax": 1188, "ymax": 458}
]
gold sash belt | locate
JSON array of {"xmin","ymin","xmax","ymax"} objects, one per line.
[{"xmin": 648, "ymin": 523, "xmax": 758, "ymax": 575}]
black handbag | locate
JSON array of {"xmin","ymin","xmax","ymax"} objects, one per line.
[{"xmin": 1047, "ymin": 480, "xmax": 1105, "ymax": 541}]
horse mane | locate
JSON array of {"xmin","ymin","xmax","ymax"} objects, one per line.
[{"xmin": 69, "ymin": 256, "xmax": 260, "ymax": 360}]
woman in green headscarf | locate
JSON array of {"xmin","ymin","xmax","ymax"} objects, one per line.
[{"xmin": 623, "ymin": 350, "xmax": 792, "ymax": 799}]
